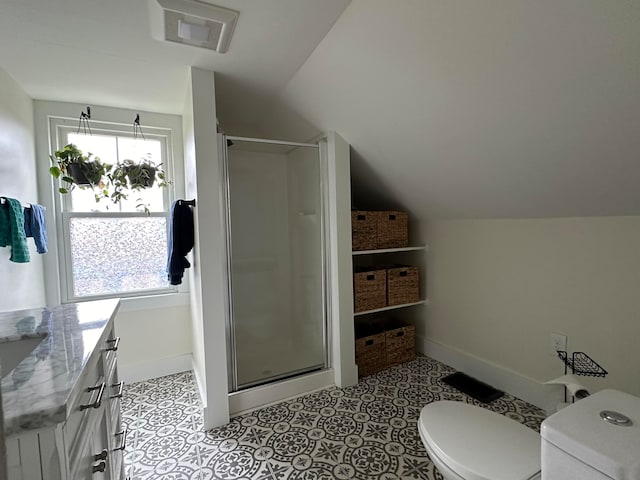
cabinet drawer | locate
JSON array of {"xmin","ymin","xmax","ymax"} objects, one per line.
[
  {"xmin": 70, "ymin": 403, "xmax": 111, "ymax": 480},
  {"xmin": 63, "ymin": 353, "xmax": 105, "ymax": 458},
  {"xmin": 110, "ymin": 413, "xmax": 127, "ymax": 479},
  {"xmin": 103, "ymin": 326, "xmax": 120, "ymax": 374}
]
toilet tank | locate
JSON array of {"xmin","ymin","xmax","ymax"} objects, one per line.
[{"xmin": 540, "ymin": 389, "xmax": 640, "ymax": 480}]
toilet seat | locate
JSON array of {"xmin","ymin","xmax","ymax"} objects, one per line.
[{"xmin": 419, "ymin": 401, "xmax": 541, "ymax": 480}]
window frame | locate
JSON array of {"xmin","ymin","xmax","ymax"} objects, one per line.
[{"xmin": 49, "ymin": 116, "xmax": 179, "ymax": 303}]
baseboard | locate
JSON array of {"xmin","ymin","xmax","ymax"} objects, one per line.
[
  {"xmin": 229, "ymin": 369, "xmax": 335, "ymax": 416},
  {"xmin": 119, "ymin": 354, "xmax": 192, "ymax": 384},
  {"xmin": 418, "ymin": 335, "xmax": 562, "ymax": 414},
  {"xmin": 191, "ymin": 358, "xmax": 207, "ymax": 409}
]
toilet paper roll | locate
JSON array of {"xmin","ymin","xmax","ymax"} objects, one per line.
[{"xmin": 544, "ymin": 374, "xmax": 590, "ymax": 397}]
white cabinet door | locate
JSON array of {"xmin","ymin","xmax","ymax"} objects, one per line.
[{"xmin": 73, "ymin": 404, "xmax": 111, "ymax": 480}]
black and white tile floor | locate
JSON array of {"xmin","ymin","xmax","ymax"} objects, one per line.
[{"xmin": 122, "ymin": 356, "xmax": 547, "ymax": 480}]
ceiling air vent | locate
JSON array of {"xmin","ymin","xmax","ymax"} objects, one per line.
[{"xmin": 149, "ymin": 0, "xmax": 238, "ymax": 53}]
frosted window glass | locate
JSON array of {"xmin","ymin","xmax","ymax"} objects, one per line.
[{"xmin": 69, "ymin": 217, "xmax": 168, "ymax": 297}]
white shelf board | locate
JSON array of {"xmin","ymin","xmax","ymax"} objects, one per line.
[
  {"xmin": 352, "ymin": 245, "xmax": 427, "ymax": 256},
  {"xmin": 354, "ymin": 300, "xmax": 428, "ymax": 316}
]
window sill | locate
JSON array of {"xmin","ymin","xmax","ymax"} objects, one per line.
[{"xmin": 118, "ymin": 292, "xmax": 191, "ymax": 313}]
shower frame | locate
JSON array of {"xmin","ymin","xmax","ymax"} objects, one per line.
[{"xmin": 221, "ymin": 134, "xmax": 332, "ymax": 393}]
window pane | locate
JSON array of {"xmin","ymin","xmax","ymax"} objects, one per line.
[
  {"xmin": 69, "ymin": 217, "xmax": 169, "ymax": 297},
  {"xmin": 66, "ymin": 133, "xmax": 116, "ymax": 212},
  {"xmin": 117, "ymin": 137, "xmax": 165, "ymax": 212},
  {"xmin": 64, "ymin": 133, "xmax": 166, "ymax": 213}
]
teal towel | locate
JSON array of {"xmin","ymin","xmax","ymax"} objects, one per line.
[{"xmin": 0, "ymin": 197, "xmax": 30, "ymax": 263}]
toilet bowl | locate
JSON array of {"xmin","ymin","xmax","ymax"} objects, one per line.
[
  {"xmin": 418, "ymin": 401, "xmax": 541, "ymax": 480},
  {"xmin": 419, "ymin": 389, "xmax": 640, "ymax": 480}
]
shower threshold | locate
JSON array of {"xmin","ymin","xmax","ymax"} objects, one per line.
[{"xmin": 229, "ymin": 367, "xmax": 334, "ymax": 416}]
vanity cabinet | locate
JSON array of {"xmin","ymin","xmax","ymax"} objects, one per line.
[{"xmin": 4, "ymin": 303, "xmax": 124, "ymax": 480}]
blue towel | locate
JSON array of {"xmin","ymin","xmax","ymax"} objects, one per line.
[
  {"xmin": 166, "ymin": 200, "xmax": 194, "ymax": 285},
  {"xmin": 0, "ymin": 197, "xmax": 30, "ymax": 263},
  {"xmin": 23, "ymin": 204, "xmax": 48, "ymax": 254}
]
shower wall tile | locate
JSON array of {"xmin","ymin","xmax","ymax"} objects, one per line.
[{"xmin": 122, "ymin": 357, "xmax": 547, "ymax": 480}]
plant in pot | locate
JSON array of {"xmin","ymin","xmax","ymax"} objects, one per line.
[
  {"xmin": 49, "ymin": 143, "xmax": 110, "ymax": 194},
  {"xmin": 105, "ymin": 156, "xmax": 169, "ymax": 213}
]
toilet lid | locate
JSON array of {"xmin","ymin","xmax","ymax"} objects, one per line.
[{"xmin": 419, "ymin": 401, "xmax": 541, "ymax": 480}]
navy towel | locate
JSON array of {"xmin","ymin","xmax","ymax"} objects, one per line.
[
  {"xmin": 167, "ymin": 200, "xmax": 195, "ymax": 285},
  {"xmin": 23, "ymin": 204, "xmax": 47, "ymax": 254}
]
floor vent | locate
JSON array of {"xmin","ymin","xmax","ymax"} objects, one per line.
[{"xmin": 442, "ymin": 372, "xmax": 504, "ymax": 403}]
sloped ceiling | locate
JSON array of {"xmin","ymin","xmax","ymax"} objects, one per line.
[{"xmin": 261, "ymin": 0, "xmax": 640, "ymax": 219}]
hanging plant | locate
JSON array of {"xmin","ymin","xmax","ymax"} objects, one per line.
[
  {"xmin": 49, "ymin": 143, "xmax": 110, "ymax": 194},
  {"xmin": 50, "ymin": 146, "xmax": 169, "ymax": 213},
  {"xmin": 95, "ymin": 155, "xmax": 170, "ymax": 214},
  {"xmin": 112, "ymin": 157, "xmax": 168, "ymax": 191}
]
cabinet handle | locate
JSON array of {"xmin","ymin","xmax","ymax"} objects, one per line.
[
  {"xmin": 94, "ymin": 449, "xmax": 108, "ymax": 461},
  {"xmin": 105, "ymin": 336, "xmax": 121, "ymax": 351},
  {"xmin": 111, "ymin": 380, "xmax": 125, "ymax": 399},
  {"xmin": 80, "ymin": 383, "xmax": 106, "ymax": 411},
  {"xmin": 114, "ymin": 428, "xmax": 128, "ymax": 451},
  {"xmin": 92, "ymin": 461, "xmax": 106, "ymax": 474}
]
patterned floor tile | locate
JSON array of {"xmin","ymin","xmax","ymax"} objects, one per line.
[{"xmin": 123, "ymin": 356, "xmax": 547, "ymax": 480}]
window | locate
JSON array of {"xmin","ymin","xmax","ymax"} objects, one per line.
[{"xmin": 51, "ymin": 119, "xmax": 178, "ymax": 302}]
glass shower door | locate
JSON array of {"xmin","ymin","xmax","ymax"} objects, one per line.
[{"xmin": 225, "ymin": 138, "xmax": 327, "ymax": 390}]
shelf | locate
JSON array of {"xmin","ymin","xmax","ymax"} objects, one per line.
[
  {"xmin": 352, "ymin": 245, "xmax": 427, "ymax": 256},
  {"xmin": 557, "ymin": 351, "xmax": 608, "ymax": 378},
  {"xmin": 354, "ymin": 300, "xmax": 428, "ymax": 316}
]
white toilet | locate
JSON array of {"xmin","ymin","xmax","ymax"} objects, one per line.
[{"xmin": 418, "ymin": 389, "xmax": 640, "ymax": 480}]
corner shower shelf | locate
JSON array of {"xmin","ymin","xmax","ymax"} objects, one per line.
[
  {"xmin": 354, "ymin": 299, "xmax": 428, "ymax": 316},
  {"xmin": 352, "ymin": 245, "xmax": 427, "ymax": 256},
  {"xmin": 557, "ymin": 351, "xmax": 608, "ymax": 378}
]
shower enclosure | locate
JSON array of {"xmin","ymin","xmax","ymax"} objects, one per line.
[{"xmin": 222, "ymin": 136, "xmax": 328, "ymax": 391}]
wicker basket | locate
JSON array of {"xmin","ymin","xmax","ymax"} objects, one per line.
[
  {"xmin": 351, "ymin": 211, "xmax": 378, "ymax": 251},
  {"xmin": 377, "ymin": 211, "xmax": 408, "ymax": 249},
  {"xmin": 354, "ymin": 268, "xmax": 387, "ymax": 312},
  {"xmin": 387, "ymin": 265, "xmax": 420, "ymax": 306},
  {"xmin": 355, "ymin": 332, "xmax": 386, "ymax": 377},
  {"xmin": 385, "ymin": 323, "xmax": 416, "ymax": 367}
]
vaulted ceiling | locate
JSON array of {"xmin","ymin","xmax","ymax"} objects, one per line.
[
  {"xmin": 1, "ymin": 0, "xmax": 639, "ymax": 219},
  {"xmin": 261, "ymin": 0, "xmax": 640, "ymax": 219}
]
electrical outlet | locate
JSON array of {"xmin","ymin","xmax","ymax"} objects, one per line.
[{"xmin": 551, "ymin": 332, "xmax": 567, "ymax": 356}]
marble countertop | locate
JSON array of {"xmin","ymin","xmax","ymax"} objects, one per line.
[{"xmin": 0, "ymin": 299, "xmax": 120, "ymax": 436}]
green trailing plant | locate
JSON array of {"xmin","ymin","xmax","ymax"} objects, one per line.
[
  {"xmin": 50, "ymin": 145, "xmax": 169, "ymax": 214},
  {"xmin": 49, "ymin": 143, "xmax": 110, "ymax": 194},
  {"xmin": 99, "ymin": 155, "xmax": 170, "ymax": 214}
]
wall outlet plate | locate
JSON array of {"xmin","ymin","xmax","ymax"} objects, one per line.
[{"xmin": 551, "ymin": 332, "xmax": 567, "ymax": 356}]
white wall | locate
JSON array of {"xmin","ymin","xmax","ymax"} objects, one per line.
[
  {"xmin": 326, "ymin": 132, "xmax": 358, "ymax": 387},
  {"xmin": 116, "ymin": 305, "xmax": 192, "ymax": 383},
  {"xmin": 31, "ymin": 99, "xmax": 192, "ymax": 381},
  {"xmin": 183, "ymin": 67, "xmax": 229, "ymax": 428},
  {"xmin": 0, "ymin": 68, "xmax": 46, "ymax": 311},
  {"xmin": 423, "ymin": 216, "xmax": 640, "ymax": 409}
]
